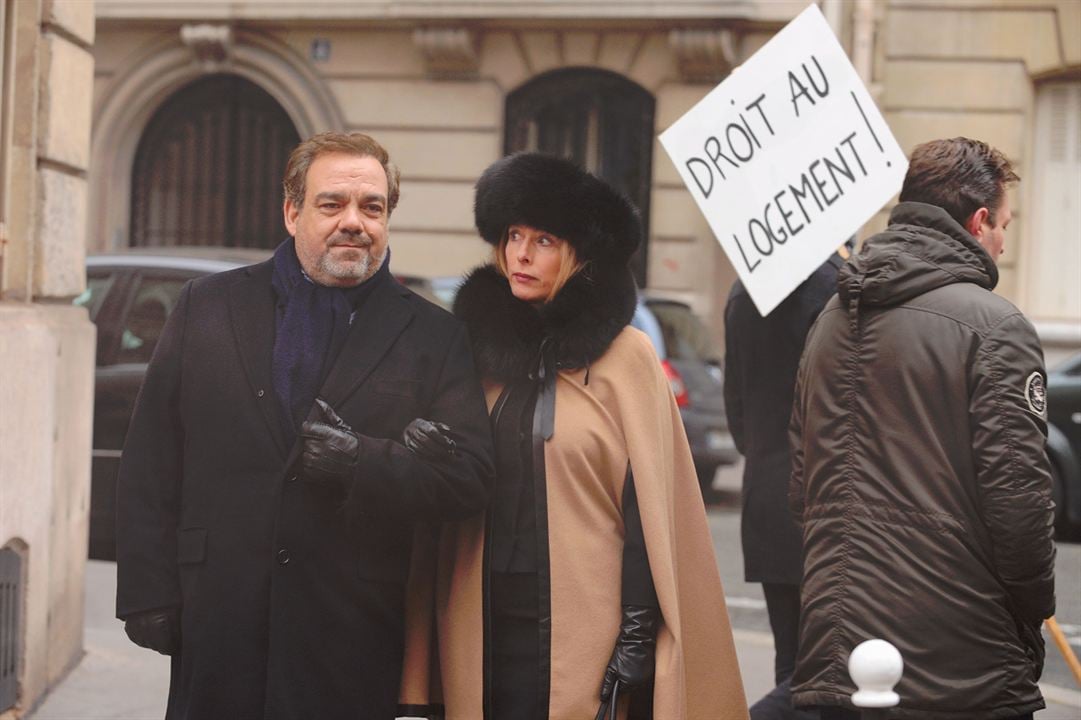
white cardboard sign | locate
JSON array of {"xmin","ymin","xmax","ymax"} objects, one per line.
[{"xmin": 659, "ymin": 4, "xmax": 907, "ymax": 316}]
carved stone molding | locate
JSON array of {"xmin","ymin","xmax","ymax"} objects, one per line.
[
  {"xmin": 180, "ymin": 24, "xmax": 233, "ymax": 68},
  {"xmin": 413, "ymin": 27, "xmax": 478, "ymax": 79},
  {"xmin": 669, "ymin": 28, "xmax": 737, "ymax": 84}
]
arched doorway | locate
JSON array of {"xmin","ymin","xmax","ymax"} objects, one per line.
[
  {"xmin": 130, "ymin": 74, "xmax": 300, "ymax": 249},
  {"xmin": 505, "ymin": 68, "xmax": 656, "ymax": 285}
]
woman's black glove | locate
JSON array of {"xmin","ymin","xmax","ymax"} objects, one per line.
[
  {"xmin": 123, "ymin": 606, "xmax": 180, "ymax": 656},
  {"xmin": 299, "ymin": 398, "xmax": 359, "ymax": 488},
  {"xmin": 599, "ymin": 605, "xmax": 660, "ymax": 702},
  {"xmin": 402, "ymin": 418, "xmax": 457, "ymax": 460}
]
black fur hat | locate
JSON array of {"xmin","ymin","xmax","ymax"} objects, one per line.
[{"xmin": 474, "ymin": 152, "xmax": 642, "ymax": 265}]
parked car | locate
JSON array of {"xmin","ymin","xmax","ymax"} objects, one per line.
[
  {"xmin": 76, "ymin": 247, "xmax": 272, "ymax": 559},
  {"xmin": 633, "ymin": 298, "xmax": 738, "ymax": 500},
  {"xmin": 1047, "ymin": 352, "xmax": 1081, "ymax": 537}
]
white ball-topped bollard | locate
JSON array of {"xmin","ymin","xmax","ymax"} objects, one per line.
[{"xmin": 848, "ymin": 639, "xmax": 903, "ymax": 708}]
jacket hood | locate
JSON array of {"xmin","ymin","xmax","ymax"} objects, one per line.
[
  {"xmin": 452, "ymin": 262, "xmax": 637, "ymax": 381},
  {"xmin": 838, "ymin": 202, "xmax": 998, "ymax": 308}
]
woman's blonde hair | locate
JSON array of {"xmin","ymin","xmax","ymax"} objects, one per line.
[{"xmin": 494, "ymin": 231, "xmax": 586, "ymax": 303}]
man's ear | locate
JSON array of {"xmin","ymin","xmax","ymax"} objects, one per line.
[
  {"xmin": 965, "ymin": 206, "xmax": 989, "ymax": 238},
  {"xmin": 284, "ymin": 198, "xmax": 299, "ymax": 236}
]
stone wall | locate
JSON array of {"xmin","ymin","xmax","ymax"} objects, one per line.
[
  {"xmin": 879, "ymin": 0, "xmax": 1081, "ymax": 355},
  {"xmin": 90, "ymin": 4, "xmax": 810, "ymax": 344},
  {"xmin": 0, "ymin": 0, "xmax": 96, "ymax": 716}
]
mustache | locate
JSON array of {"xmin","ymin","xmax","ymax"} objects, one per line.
[{"xmin": 328, "ymin": 232, "xmax": 372, "ymax": 248}]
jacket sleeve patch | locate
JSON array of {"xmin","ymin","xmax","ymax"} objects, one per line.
[{"xmin": 1024, "ymin": 371, "xmax": 1047, "ymax": 417}]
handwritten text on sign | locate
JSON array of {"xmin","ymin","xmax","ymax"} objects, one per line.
[{"xmin": 660, "ymin": 4, "xmax": 907, "ymax": 316}]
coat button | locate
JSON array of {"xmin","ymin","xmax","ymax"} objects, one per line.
[
  {"xmin": 257, "ymin": 389, "xmax": 265, "ymax": 397},
  {"xmin": 277, "ymin": 549, "xmax": 290, "ymax": 565},
  {"xmin": 287, "ymin": 474, "xmax": 298, "ymax": 484}
]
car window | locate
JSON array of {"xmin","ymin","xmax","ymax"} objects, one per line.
[
  {"xmin": 115, "ymin": 275, "xmax": 189, "ymax": 365},
  {"xmin": 645, "ymin": 300, "xmax": 720, "ymax": 363},
  {"xmin": 73, "ymin": 273, "xmax": 117, "ymax": 322}
]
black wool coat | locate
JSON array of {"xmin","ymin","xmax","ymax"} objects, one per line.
[
  {"xmin": 723, "ymin": 255, "xmax": 841, "ymax": 584},
  {"xmin": 115, "ymin": 257, "xmax": 494, "ymax": 720}
]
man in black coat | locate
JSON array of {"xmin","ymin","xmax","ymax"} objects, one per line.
[
  {"xmin": 724, "ymin": 251, "xmax": 843, "ymax": 720},
  {"xmin": 115, "ymin": 132, "xmax": 494, "ymax": 720}
]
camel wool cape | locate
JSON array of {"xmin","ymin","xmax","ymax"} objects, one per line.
[{"xmin": 434, "ymin": 325, "xmax": 748, "ymax": 719}]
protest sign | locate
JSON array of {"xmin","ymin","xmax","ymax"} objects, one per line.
[{"xmin": 659, "ymin": 4, "xmax": 907, "ymax": 316}]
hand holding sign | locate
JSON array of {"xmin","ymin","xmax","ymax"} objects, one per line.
[{"xmin": 660, "ymin": 4, "xmax": 907, "ymax": 316}]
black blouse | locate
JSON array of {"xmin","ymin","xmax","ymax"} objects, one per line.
[{"xmin": 489, "ymin": 380, "xmax": 658, "ymax": 607}]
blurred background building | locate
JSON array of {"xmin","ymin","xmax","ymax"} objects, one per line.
[
  {"xmin": 87, "ymin": 0, "xmax": 1081, "ymax": 359},
  {"xmin": 2, "ymin": 0, "xmax": 1079, "ymax": 716}
]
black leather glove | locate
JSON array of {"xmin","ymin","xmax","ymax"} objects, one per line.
[
  {"xmin": 599, "ymin": 605, "xmax": 660, "ymax": 702},
  {"xmin": 123, "ymin": 607, "xmax": 180, "ymax": 656},
  {"xmin": 403, "ymin": 418, "xmax": 457, "ymax": 460},
  {"xmin": 299, "ymin": 398, "xmax": 359, "ymax": 488}
]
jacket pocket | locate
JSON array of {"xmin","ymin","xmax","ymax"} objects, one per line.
[{"xmin": 176, "ymin": 527, "xmax": 207, "ymax": 565}]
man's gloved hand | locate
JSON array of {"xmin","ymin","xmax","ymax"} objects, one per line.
[
  {"xmin": 299, "ymin": 398, "xmax": 360, "ymax": 488},
  {"xmin": 599, "ymin": 605, "xmax": 660, "ymax": 702},
  {"xmin": 403, "ymin": 418, "xmax": 457, "ymax": 460},
  {"xmin": 124, "ymin": 607, "xmax": 180, "ymax": 656}
]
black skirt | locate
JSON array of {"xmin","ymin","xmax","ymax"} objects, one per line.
[{"xmin": 489, "ymin": 571, "xmax": 541, "ymax": 720}]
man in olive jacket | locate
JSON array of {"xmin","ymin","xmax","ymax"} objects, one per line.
[
  {"xmin": 789, "ymin": 137, "xmax": 1055, "ymax": 719},
  {"xmin": 115, "ymin": 132, "xmax": 493, "ymax": 720}
]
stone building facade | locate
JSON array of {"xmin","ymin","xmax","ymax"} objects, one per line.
[
  {"xmin": 0, "ymin": 0, "xmax": 96, "ymax": 717},
  {"xmin": 89, "ymin": 0, "xmax": 1080, "ymax": 358}
]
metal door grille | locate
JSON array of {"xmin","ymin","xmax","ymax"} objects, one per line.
[
  {"xmin": 0, "ymin": 548, "xmax": 21, "ymax": 712},
  {"xmin": 130, "ymin": 73, "xmax": 300, "ymax": 249}
]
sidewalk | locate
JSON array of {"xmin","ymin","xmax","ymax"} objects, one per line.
[{"xmin": 27, "ymin": 561, "xmax": 1081, "ymax": 719}]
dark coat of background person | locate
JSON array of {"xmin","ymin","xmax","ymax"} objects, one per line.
[
  {"xmin": 724, "ymin": 255, "xmax": 842, "ymax": 585},
  {"xmin": 115, "ymin": 257, "xmax": 493, "ymax": 720},
  {"xmin": 788, "ymin": 202, "xmax": 1056, "ymax": 719}
]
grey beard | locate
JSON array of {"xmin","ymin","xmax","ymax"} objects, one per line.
[{"xmin": 319, "ymin": 244, "xmax": 385, "ymax": 283}]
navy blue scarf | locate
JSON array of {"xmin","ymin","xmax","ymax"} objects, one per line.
[{"xmin": 270, "ymin": 238, "xmax": 388, "ymax": 438}]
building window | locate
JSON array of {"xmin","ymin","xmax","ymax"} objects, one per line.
[
  {"xmin": 0, "ymin": 547, "xmax": 22, "ymax": 713},
  {"xmin": 130, "ymin": 74, "xmax": 300, "ymax": 249},
  {"xmin": 505, "ymin": 68, "xmax": 655, "ymax": 285},
  {"xmin": 1029, "ymin": 78, "xmax": 1081, "ymax": 325}
]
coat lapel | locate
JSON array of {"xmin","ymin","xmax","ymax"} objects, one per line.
[
  {"xmin": 318, "ymin": 278, "xmax": 414, "ymax": 409},
  {"xmin": 228, "ymin": 260, "xmax": 290, "ymax": 457}
]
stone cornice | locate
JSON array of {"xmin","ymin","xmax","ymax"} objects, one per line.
[
  {"xmin": 95, "ymin": 0, "xmax": 802, "ymax": 23},
  {"xmin": 669, "ymin": 28, "xmax": 738, "ymax": 83},
  {"xmin": 179, "ymin": 23, "xmax": 233, "ymax": 68},
  {"xmin": 413, "ymin": 27, "xmax": 479, "ymax": 79}
]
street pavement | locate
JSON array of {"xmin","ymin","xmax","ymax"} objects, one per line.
[{"xmin": 25, "ymin": 479, "xmax": 1081, "ymax": 718}]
